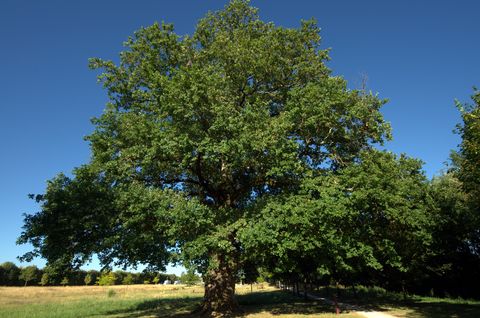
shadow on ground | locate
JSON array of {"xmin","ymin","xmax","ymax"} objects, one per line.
[
  {"xmin": 100, "ymin": 289, "xmax": 480, "ymax": 318},
  {"xmin": 102, "ymin": 297, "xmax": 201, "ymax": 318},
  {"xmin": 313, "ymin": 287, "xmax": 480, "ymax": 318},
  {"xmin": 363, "ymin": 300, "xmax": 480, "ymax": 318},
  {"xmin": 101, "ymin": 290, "xmax": 344, "ymax": 317}
]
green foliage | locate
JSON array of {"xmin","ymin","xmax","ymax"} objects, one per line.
[
  {"xmin": 241, "ymin": 150, "xmax": 433, "ymax": 289},
  {"xmin": 454, "ymin": 90, "xmax": 480, "ymax": 257},
  {"xmin": 19, "ymin": 265, "xmax": 40, "ymax": 286},
  {"xmin": 419, "ymin": 90, "xmax": 480, "ymax": 298},
  {"xmin": 39, "ymin": 272, "xmax": 50, "ymax": 286},
  {"xmin": 180, "ymin": 269, "xmax": 201, "ymax": 285},
  {"xmin": 340, "ymin": 151, "xmax": 433, "ymax": 273},
  {"xmin": 19, "ymin": 0, "xmax": 389, "ymax": 270},
  {"xmin": 84, "ymin": 270, "xmax": 100, "ymax": 286},
  {"xmin": 84, "ymin": 273, "xmax": 93, "ymax": 285},
  {"xmin": 60, "ymin": 277, "xmax": 69, "ymax": 286},
  {"xmin": 0, "ymin": 262, "xmax": 20, "ymax": 286},
  {"xmin": 256, "ymin": 268, "xmax": 272, "ymax": 284},
  {"xmin": 96, "ymin": 272, "xmax": 116, "ymax": 286},
  {"xmin": 456, "ymin": 89, "xmax": 480, "ymax": 198},
  {"xmin": 122, "ymin": 273, "xmax": 135, "ymax": 285}
]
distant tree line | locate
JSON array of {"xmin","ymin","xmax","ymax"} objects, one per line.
[{"xmin": 0, "ymin": 262, "xmax": 197, "ymax": 286}]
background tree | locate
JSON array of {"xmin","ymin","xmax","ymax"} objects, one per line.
[
  {"xmin": 96, "ymin": 272, "xmax": 116, "ymax": 286},
  {"xmin": 18, "ymin": 0, "xmax": 390, "ymax": 314},
  {"xmin": 241, "ymin": 150, "xmax": 432, "ymax": 295},
  {"xmin": 420, "ymin": 90, "xmax": 480, "ymax": 298},
  {"xmin": 39, "ymin": 272, "xmax": 51, "ymax": 286},
  {"xmin": 0, "ymin": 262, "xmax": 20, "ymax": 286},
  {"xmin": 425, "ymin": 173, "xmax": 480, "ymax": 297},
  {"xmin": 122, "ymin": 273, "xmax": 135, "ymax": 285},
  {"xmin": 84, "ymin": 273, "xmax": 93, "ymax": 285},
  {"xmin": 0, "ymin": 266, "xmax": 5, "ymax": 286},
  {"xmin": 180, "ymin": 269, "xmax": 202, "ymax": 286},
  {"xmin": 455, "ymin": 89, "xmax": 480, "ymax": 254},
  {"xmin": 19, "ymin": 265, "xmax": 40, "ymax": 286},
  {"xmin": 339, "ymin": 151, "xmax": 433, "ymax": 293},
  {"xmin": 456, "ymin": 89, "xmax": 480, "ymax": 202}
]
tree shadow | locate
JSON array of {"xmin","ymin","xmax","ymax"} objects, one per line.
[
  {"xmin": 375, "ymin": 300, "xmax": 480, "ymax": 318},
  {"xmin": 313, "ymin": 287, "xmax": 480, "ymax": 318},
  {"xmin": 100, "ymin": 290, "xmax": 346, "ymax": 317},
  {"xmin": 101, "ymin": 297, "xmax": 202, "ymax": 318},
  {"xmin": 237, "ymin": 290, "xmax": 342, "ymax": 316},
  {"xmin": 98, "ymin": 288, "xmax": 480, "ymax": 318}
]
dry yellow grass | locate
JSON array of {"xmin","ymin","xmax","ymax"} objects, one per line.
[{"xmin": 0, "ymin": 284, "xmax": 204, "ymax": 308}]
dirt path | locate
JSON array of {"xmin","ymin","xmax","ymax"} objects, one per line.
[{"xmin": 356, "ymin": 311, "xmax": 398, "ymax": 318}]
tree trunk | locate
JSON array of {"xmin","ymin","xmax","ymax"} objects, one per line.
[
  {"xmin": 199, "ymin": 254, "xmax": 238, "ymax": 316},
  {"xmin": 303, "ymin": 279, "xmax": 308, "ymax": 300}
]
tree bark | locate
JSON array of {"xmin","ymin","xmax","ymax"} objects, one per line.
[
  {"xmin": 303, "ymin": 279, "xmax": 308, "ymax": 300},
  {"xmin": 199, "ymin": 253, "xmax": 238, "ymax": 316}
]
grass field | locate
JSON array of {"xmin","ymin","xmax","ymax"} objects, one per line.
[{"xmin": 0, "ymin": 284, "xmax": 359, "ymax": 318}]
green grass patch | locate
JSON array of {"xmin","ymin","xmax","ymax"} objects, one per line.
[{"xmin": 0, "ymin": 296, "xmax": 200, "ymax": 318}]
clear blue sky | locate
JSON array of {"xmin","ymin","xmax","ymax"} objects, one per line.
[{"xmin": 1, "ymin": 0, "xmax": 479, "ymax": 274}]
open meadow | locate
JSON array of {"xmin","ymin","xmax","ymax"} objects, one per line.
[{"xmin": 0, "ymin": 284, "xmax": 359, "ymax": 318}]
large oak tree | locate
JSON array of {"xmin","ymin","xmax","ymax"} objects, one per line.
[{"xmin": 18, "ymin": 1, "xmax": 391, "ymax": 314}]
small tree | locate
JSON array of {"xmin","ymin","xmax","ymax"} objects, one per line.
[
  {"xmin": 122, "ymin": 273, "xmax": 135, "ymax": 285},
  {"xmin": 180, "ymin": 269, "xmax": 201, "ymax": 286},
  {"xmin": 39, "ymin": 272, "xmax": 50, "ymax": 286},
  {"xmin": 19, "ymin": 265, "xmax": 40, "ymax": 286},
  {"xmin": 84, "ymin": 273, "xmax": 93, "ymax": 285},
  {"xmin": 96, "ymin": 272, "xmax": 116, "ymax": 286},
  {"xmin": 60, "ymin": 277, "xmax": 69, "ymax": 286}
]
